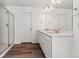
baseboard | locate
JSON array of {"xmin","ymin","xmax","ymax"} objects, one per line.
[
  {"xmin": 0, "ymin": 43, "xmax": 14, "ymax": 58},
  {"xmin": 21, "ymin": 42, "xmax": 32, "ymax": 44},
  {"xmin": 32, "ymin": 43, "xmax": 39, "ymax": 45}
]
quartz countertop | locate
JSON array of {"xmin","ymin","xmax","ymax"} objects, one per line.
[{"xmin": 38, "ymin": 30, "xmax": 73, "ymax": 37}]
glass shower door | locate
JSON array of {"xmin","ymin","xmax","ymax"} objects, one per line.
[
  {"xmin": 0, "ymin": 7, "xmax": 8, "ymax": 54},
  {"xmin": 8, "ymin": 12, "xmax": 14, "ymax": 46}
]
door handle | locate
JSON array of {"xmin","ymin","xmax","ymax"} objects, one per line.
[
  {"xmin": 30, "ymin": 28, "xmax": 32, "ymax": 31},
  {"xmin": 6, "ymin": 24, "xmax": 9, "ymax": 27}
]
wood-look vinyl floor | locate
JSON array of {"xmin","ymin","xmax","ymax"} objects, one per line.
[{"xmin": 4, "ymin": 43, "xmax": 45, "ymax": 58}]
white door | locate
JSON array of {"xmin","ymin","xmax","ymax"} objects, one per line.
[{"xmin": 19, "ymin": 13, "xmax": 32, "ymax": 42}]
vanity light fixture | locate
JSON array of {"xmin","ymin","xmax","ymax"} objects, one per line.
[
  {"xmin": 44, "ymin": 0, "xmax": 64, "ymax": 12},
  {"xmin": 51, "ymin": 0, "xmax": 55, "ymax": 3},
  {"xmin": 56, "ymin": 0, "xmax": 64, "ymax": 4},
  {"xmin": 51, "ymin": 0, "xmax": 63, "ymax": 4},
  {"xmin": 48, "ymin": 6, "xmax": 54, "ymax": 12},
  {"xmin": 44, "ymin": 6, "xmax": 54, "ymax": 12},
  {"xmin": 44, "ymin": 6, "xmax": 49, "ymax": 12}
]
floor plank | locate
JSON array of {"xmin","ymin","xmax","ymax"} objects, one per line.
[{"xmin": 4, "ymin": 43, "xmax": 45, "ymax": 58}]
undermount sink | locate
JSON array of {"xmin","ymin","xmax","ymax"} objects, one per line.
[
  {"xmin": 44, "ymin": 29, "xmax": 60, "ymax": 34},
  {"xmin": 47, "ymin": 31, "xmax": 57, "ymax": 34}
]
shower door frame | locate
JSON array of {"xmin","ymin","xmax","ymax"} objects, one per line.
[
  {"xmin": 0, "ymin": 6, "xmax": 15, "ymax": 55},
  {"xmin": 8, "ymin": 12, "xmax": 15, "ymax": 46}
]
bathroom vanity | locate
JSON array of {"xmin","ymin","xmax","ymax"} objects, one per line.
[
  {"xmin": 38, "ymin": 30, "xmax": 52, "ymax": 58},
  {"xmin": 38, "ymin": 30, "xmax": 73, "ymax": 58}
]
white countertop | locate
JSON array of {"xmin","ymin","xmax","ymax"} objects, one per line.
[{"xmin": 38, "ymin": 30, "xmax": 73, "ymax": 37}]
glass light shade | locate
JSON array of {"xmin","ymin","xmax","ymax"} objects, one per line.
[
  {"xmin": 44, "ymin": 6, "xmax": 49, "ymax": 12},
  {"xmin": 48, "ymin": 7, "xmax": 54, "ymax": 12},
  {"xmin": 56, "ymin": 0, "xmax": 61, "ymax": 4}
]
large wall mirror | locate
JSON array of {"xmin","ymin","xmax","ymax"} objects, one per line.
[{"xmin": 45, "ymin": 0, "xmax": 73, "ymax": 32}]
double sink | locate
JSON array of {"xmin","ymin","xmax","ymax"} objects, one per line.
[{"xmin": 41, "ymin": 29, "xmax": 73, "ymax": 37}]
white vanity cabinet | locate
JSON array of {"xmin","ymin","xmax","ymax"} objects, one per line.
[
  {"xmin": 38, "ymin": 31, "xmax": 52, "ymax": 58},
  {"xmin": 52, "ymin": 36, "xmax": 72, "ymax": 58},
  {"xmin": 38, "ymin": 31, "xmax": 72, "ymax": 58}
]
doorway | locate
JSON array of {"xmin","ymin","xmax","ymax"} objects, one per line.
[{"xmin": 18, "ymin": 13, "xmax": 32, "ymax": 43}]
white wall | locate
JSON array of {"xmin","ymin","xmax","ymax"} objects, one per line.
[
  {"xmin": 73, "ymin": 0, "xmax": 79, "ymax": 57},
  {"xmin": 40, "ymin": 9, "xmax": 72, "ymax": 31},
  {"xmin": 5, "ymin": 6, "xmax": 43, "ymax": 44},
  {"xmin": 5, "ymin": 6, "xmax": 73, "ymax": 45}
]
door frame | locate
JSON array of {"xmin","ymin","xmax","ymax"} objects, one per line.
[
  {"xmin": 0, "ymin": 6, "xmax": 15, "ymax": 55},
  {"xmin": 8, "ymin": 11, "xmax": 15, "ymax": 46},
  {"xmin": 0, "ymin": 6, "xmax": 15, "ymax": 46}
]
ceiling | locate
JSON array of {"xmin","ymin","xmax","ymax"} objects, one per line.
[
  {"xmin": 0, "ymin": 0, "xmax": 73, "ymax": 9},
  {"xmin": 0, "ymin": 0, "xmax": 49, "ymax": 7},
  {"xmin": 54, "ymin": 0, "xmax": 73, "ymax": 9}
]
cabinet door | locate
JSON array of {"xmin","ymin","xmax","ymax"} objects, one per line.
[
  {"xmin": 52, "ymin": 37, "xmax": 71, "ymax": 58},
  {"xmin": 38, "ymin": 32, "xmax": 45, "ymax": 54},
  {"xmin": 42, "ymin": 34, "xmax": 52, "ymax": 58},
  {"xmin": 0, "ymin": 7, "xmax": 8, "ymax": 54},
  {"xmin": 38, "ymin": 32, "xmax": 52, "ymax": 58}
]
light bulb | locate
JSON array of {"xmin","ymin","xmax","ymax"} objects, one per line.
[
  {"xmin": 51, "ymin": 0, "xmax": 55, "ymax": 3},
  {"xmin": 56, "ymin": 0, "xmax": 64, "ymax": 4},
  {"xmin": 56, "ymin": 1, "xmax": 61, "ymax": 4}
]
